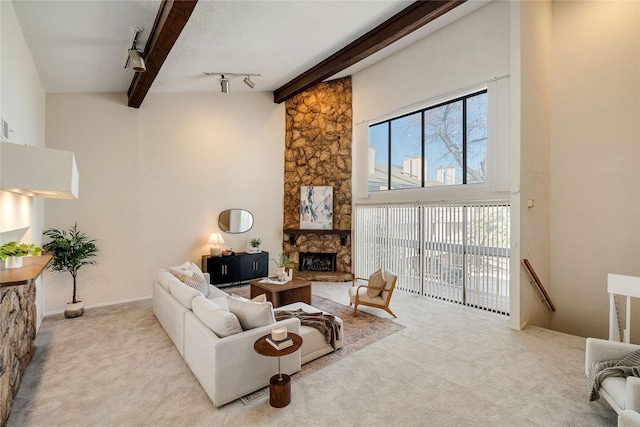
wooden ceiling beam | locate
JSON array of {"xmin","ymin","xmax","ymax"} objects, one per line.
[
  {"xmin": 127, "ymin": 0, "xmax": 198, "ymax": 108},
  {"xmin": 273, "ymin": 0, "xmax": 466, "ymax": 104}
]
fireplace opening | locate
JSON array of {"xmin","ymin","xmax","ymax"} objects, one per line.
[{"xmin": 299, "ymin": 252, "xmax": 337, "ymax": 272}]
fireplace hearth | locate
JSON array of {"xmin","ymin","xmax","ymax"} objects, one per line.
[{"xmin": 299, "ymin": 252, "xmax": 336, "ymax": 272}]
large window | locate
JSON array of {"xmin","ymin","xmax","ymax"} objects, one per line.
[{"xmin": 368, "ymin": 90, "xmax": 487, "ymax": 191}]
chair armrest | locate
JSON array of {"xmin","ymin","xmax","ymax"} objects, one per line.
[
  {"xmin": 619, "ymin": 410, "xmax": 640, "ymax": 427},
  {"xmin": 585, "ymin": 338, "xmax": 640, "ymax": 376},
  {"xmin": 626, "ymin": 377, "xmax": 640, "ymax": 412},
  {"xmin": 204, "ymin": 272, "xmax": 210, "ymax": 284},
  {"xmin": 352, "ymin": 277, "xmax": 369, "ymax": 286}
]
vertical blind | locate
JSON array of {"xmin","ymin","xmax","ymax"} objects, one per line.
[{"xmin": 354, "ymin": 202, "xmax": 510, "ymax": 315}]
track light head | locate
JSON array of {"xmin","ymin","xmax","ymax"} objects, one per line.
[
  {"xmin": 220, "ymin": 75, "xmax": 230, "ymax": 93},
  {"xmin": 243, "ymin": 76, "xmax": 255, "ymax": 89},
  {"xmin": 124, "ymin": 27, "xmax": 146, "ymax": 72},
  {"xmin": 128, "ymin": 49, "xmax": 146, "ymax": 72}
]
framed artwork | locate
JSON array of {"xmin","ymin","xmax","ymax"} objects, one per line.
[{"xmin": 300, "ymin": 186, "xmax": 333, "ymax": 230}]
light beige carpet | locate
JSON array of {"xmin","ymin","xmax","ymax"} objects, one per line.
[
  {"xmin": 232, "ymin": 289, "xmax": 405, "ymax": 404},
  {"xmin": 7, "ymin": 282, "xmax": 618, "ymax": 426}
]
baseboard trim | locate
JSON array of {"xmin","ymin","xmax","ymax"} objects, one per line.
[{"xmin": 44, "ymin": 295, "xmax": 152, "ymax": 316}]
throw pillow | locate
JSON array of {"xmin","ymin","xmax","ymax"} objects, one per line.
[
  {"xmin": 189, "ymin": 262, "xmax": 207, "ymax": 282},
  {"xmin": 367, "ymin": 268, "xmax": 386, "ymax": 298},
  {"xmin": 230, "ymin": 293, "xmax": 267, "ymax": 303},
  {"xmin": 171, "ymin": 269, "xmax": 211, "ymax": 298},
  {"xmin": 192, "ymin": 296, "xmax": 242, "ymax": 338},
  {"xmin": 227, "ymin": 296, "xmax": 275, "ymax": 330}
]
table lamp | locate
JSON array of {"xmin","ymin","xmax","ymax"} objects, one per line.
[{"xmin": 207, "ymin": 232, "xmax": 225, "ymax": 256}]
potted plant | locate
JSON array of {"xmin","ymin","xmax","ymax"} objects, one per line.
[
  {"xmin": 272, "ymin": 253, "xmax": 293, "ymax": 280},
  {"xmin": 43, "ymin": 223, "xmax": 99, "ymax": 318},
  {"xmin": 249, "ymin": 237, "xmax": 262, "ymax": 252},
  {"xmin": 0, "ymin": 242, "xmax": 42, "ymax": 269}
]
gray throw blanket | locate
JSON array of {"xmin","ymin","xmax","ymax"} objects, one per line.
[
  {"xmin": 275, "ymin": 309, "xmax": 341, "ymax": 350},
  {"xmin": 588, "ymin": 349, "xmax": 640, "ymax": 401}
]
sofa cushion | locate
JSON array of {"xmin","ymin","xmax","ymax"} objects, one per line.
[
  {"xmin": 227, "ymin": 296, "xmax": 275, "ymax": 330},
  {"xmin": 157, "ymin": 270, "xmax": 177, "ymax": 291},
  {"xmin": 367, "ymin": 269, "xmax": 386, "ymax": 298},
  {"xmin": 192, "ymin": 296, "xmax": 242, "ymax": 338},
  {"xmin": 169, "ymin": 280, "xmax": 203, "ymax": 309}
]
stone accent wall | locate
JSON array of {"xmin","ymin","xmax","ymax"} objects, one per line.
[
  {"xmin": 283, "ymin": 77, "xmax": 353, "ymax": 280},
  {"xmin": 0, "ymin": 283, "xmax": 36, "ymax": 425}
]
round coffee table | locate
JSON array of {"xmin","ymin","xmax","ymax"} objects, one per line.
[{"xmin": 254, "ymin": 332, "xmax": 303, "ymax": 408}]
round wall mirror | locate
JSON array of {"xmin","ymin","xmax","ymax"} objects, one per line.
[{"xmin": 218, "ymin": 209, "xmax": 254, "ymax": 233}]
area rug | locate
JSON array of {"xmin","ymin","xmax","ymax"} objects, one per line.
[{"xmin": 225, "ymin": 285, "xmax": 405, "ymax": 405}]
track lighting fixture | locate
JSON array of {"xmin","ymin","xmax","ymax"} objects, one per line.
[
  {"xmin": 124, "ymin": 27, "xmax": 146, "ymax": 72},
  {"xmin": 220, "ymin": 75, "xmax": 230, "ymax": 93},
  {"xmin": 203, "ymin": 72, "xmax": 261, "ymax": 93}
]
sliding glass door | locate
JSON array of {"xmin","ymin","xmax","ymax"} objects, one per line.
[{"xmin": 354, "ymin": 202, "xmax": 510, "ymax": 315}]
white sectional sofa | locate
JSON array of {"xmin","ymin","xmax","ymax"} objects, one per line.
[{"xmin": 152, "ymin": 265, "xmax": 343, "ymax": 407}]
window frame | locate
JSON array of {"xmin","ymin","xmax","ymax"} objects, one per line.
[{"xmin": 368, "ymin": 89, "xmax": 488, "ymax": 192}]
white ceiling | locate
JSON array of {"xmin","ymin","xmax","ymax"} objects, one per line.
[{"xmin": 11, "ymin": 0, "xmax": 489, "ymax": 96}]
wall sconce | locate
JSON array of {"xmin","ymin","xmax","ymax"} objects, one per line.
[
  {"xmin": 203, "ymin": 72, "xmax": 261, "ymax": 93},
  {"xmin": 207, "ymin": 233, "xmax": 226, "ymax": 256},
  {"xmin": 124, "ymin": 27, "xmax": 146, "ymax": 72}
]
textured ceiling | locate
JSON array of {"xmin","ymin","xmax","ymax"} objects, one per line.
[{"xmin": 11, "ymin": 0, "xmax": 488, "ymax": 95}]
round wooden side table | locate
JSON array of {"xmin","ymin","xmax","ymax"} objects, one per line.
[{"xmin": 254, "ymin": 332, "xmax": 303, "ymax": 408}]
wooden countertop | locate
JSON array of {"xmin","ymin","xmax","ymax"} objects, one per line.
[{"xmin": 0, "ymin": 255, "xmax": 52, "ymax": 288}]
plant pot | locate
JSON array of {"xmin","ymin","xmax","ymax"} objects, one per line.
[
  {"xmin": 4, "ymin": 256, "xmax": 23, "ymax": 269},
  {"xmin": 65, "ymin": 301, "xmax": 84, "ymax": 318},
  {"xmin": 276, "ymin": 267, "xmax": 286, "ymax": 281}
]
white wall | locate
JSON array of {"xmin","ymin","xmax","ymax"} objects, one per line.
[
  {"xmin": 44, "ymin": 92, "xmax": 284, "ymax": 313},
  {"xmin": 549, "ymin": 1, "xmax": 640, "ymax": 340},
  {"xmin": 517, "ymin": 0, "xmax": 553, "ymax": 329},
  {"xmin": 0, "ymin": 1, "xmax": 46, "ymax": 326},
  {"xmin": 352, "ymin": 1, "xmax": 511, "ymax": 205}
]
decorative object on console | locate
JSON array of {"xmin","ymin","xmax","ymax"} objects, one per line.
[
  {"xmin": 300, "ymin": 185, "xmax": 333, "ymax": 230},
  {"xmin": 249, "ymin": 237, "xmax": 262, "ymax": 253},
  {"xmin": 43, "ymin": 223, "xmax": 99, "ymax": 318},
  {"xmin": 0, "ymin": 242, "xmax": 42, "ymax": 269},
  {"xmin": 207, "ymin": 232, "xmax": 225, "ymax": 256}
]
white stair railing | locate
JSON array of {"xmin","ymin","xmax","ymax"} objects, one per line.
[{"xmin": 608, "ymin": 273, "xmax": 640, "ymax": 343}]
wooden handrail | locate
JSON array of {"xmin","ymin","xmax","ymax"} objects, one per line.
[{"xmin": 522, "ymin": 259, "xmax": 556, "ymax": 312}]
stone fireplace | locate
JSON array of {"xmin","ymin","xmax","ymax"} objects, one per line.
[{"xmin": 282, "ymin": 77, "xmax": 353, "ymax": 282}]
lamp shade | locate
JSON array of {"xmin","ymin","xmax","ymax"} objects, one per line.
[{"xmin": 207, "ymin": 233, "xmax": 225, "ymax": 246}]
